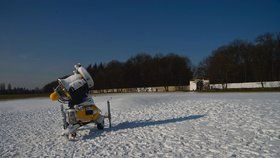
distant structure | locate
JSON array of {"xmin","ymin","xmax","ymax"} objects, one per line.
[{"xmin": 189, "ymin": 79, "xmax": 210, "ymax": 91}]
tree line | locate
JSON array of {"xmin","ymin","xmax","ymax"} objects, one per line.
[
  {"xmin": 195, "ymin": 32, "xmax": 280, "ymax": 85},
  {"xmin": 0, "ymin": 83, "xmax": 42, "ymax": 95},
  {"xmin": 43, "ymin": 53, "xmax": 193, "ymax": 92}
]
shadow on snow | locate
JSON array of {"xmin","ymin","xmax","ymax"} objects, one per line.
[{"xmin": 82, "ymin": 114, "xmax": 205, "ymax": 140}]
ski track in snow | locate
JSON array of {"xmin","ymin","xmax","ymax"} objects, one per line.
[{"xmin": 0, "ymin": 92, "xmax": 280, "ymax": 157}]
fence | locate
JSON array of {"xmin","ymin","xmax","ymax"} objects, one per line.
[
  {"xmin": 90, "ymin": 85, "xmax": 189, "ymax": 94},
  {"xmin": 89, "ymin": 81, "xmax": 280, "ymax": 94},
  {"xmin": 210, "ymin": 81, "xmax": 280, "ymax": 89}
]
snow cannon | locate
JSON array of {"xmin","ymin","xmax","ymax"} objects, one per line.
[
  {"xmin": 49, "ymin": 63, "xmax": 112, "ymax": 140},
  {"xmin": 52, "ymin": 63, "xmax": 94, "ymax": 105}
]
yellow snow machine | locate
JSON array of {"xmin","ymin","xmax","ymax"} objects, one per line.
[{"xmin": 49, "ymin": 63, "xmax": 111, "ymax": 140}]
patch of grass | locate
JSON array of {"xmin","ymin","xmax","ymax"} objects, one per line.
[{"xmin": 0, "ymin": 93, "xmax": 49, "ymax": 101}]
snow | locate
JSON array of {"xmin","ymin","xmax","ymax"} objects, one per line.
[{"xmin": 0, "ymin": 92, "xmax": 280, "ymax": 157}]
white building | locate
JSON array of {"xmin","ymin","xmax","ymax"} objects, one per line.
[{"xmin": 189, "ymin": 79, "xmax": 210, "ymax": 91}]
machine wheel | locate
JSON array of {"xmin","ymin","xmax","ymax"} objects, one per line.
[
  {"xmin": 97, "ymin": 118, "xmax": 104, "ymax": 130},
  {"xmin": 97, "ymin": 123, "xmax": 104, "ymax": 130},
  {"xmin": 71, "ymin": 132, "xmax": 77, "ymax": 138},
  {"xmin": 63, "ymin": 122, "xmax": 69, "ymax": 129}
]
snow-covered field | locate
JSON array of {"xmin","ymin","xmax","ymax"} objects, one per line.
[{"xmin": 0, "ymin": 92, "xmax": 280, "ymax": 157}]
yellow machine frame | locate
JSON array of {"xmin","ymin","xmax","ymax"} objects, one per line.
[{"xmin": 75, "ymin": 104, "xmax": 101, "ymax": 123}]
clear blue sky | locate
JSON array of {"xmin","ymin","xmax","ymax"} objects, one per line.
[{"xmin": 0, "ymin": 0, "xmax": 279, "ymax": 89}]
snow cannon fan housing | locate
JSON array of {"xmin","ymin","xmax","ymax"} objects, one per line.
[{"xmin": 54, "ymin": 64, "xmax": 94, "ymax": 105}]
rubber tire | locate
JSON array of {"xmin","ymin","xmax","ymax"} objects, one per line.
[
  {"xmin": 63, "ymin": 122, "xmax": 69, "ymax": 129},
  {"xmin": 97, "ymin": 121, "xmax": 104, "ymax": 130},
  {"xmin": 70, "ymin": 132, "xmax": 77, "ymax": 139}
]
